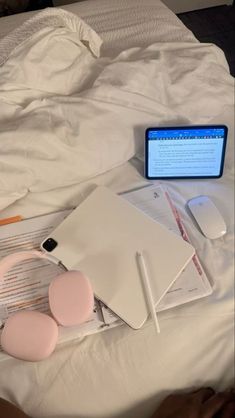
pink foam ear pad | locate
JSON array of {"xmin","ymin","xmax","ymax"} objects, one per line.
[
  {"xmin": 49, "ymin": 270, "xmax": 94, "ymax": 327},
  {"xmin": 1, "ymin": 311, "xmax": 58, "ymax": 361}
]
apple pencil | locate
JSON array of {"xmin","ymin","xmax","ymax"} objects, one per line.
[{"xmin": 136, "ymin": 251, "xmax": 160, "ymax": 334}]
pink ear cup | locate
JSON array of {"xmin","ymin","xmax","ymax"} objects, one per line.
[
  {"xmin": 49, "ymin": 270, "xmax": 94, "ymax": 327},
  {"xmin": 1, "ymin": 311, "xmax": 58, "ymax": 361},
  {"xmin": 0, "ymin": 252, "xmax": 94, "ymax": 361}
]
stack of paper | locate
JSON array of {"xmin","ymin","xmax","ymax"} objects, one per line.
[{"xmin": 122, "ymin": 185, "xmax": 212, "ymax": 312}]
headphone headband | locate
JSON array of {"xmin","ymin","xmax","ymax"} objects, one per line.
[{"xmin": 0, "ymin": 251, "xmax": 48, "ymax": 280}]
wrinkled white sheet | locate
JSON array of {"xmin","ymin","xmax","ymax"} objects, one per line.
[
  {"xmin": 0, "ymin": 2, "xmax": 234, "ymax": 418},
  {"xmin": 0, "ymin": 12, "xmax": 233, "ymax": 211},
  {"xmin": 0, "ymin": 135, "xmax": 234, "ymax": 418}
]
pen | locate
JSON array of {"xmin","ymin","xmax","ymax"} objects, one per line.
[{"xmin": 136, "ymin": 251, "xmax": 160, "ymax": 334}]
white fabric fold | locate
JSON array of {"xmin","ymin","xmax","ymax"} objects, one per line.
[
  {"xmin": 0, "ymin": 12, "xmax": 234, "ymax": 213},
  {"xmin": 0, "ymin": 8, "xmax": 102, "ymax": 66}
]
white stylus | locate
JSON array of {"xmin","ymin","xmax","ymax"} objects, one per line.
[{"xmin": 136, "ymin": 251, "xmax": 160, "ymax": 334}]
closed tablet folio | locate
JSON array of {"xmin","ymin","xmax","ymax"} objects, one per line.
[{"xmin": 41, "ymin": 186, "xmax": 194, "ymax": 329}]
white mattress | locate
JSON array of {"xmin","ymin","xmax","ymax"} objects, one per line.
[{"xmin": 0, "ymin": 2, "xmax": 234, "ymax": 418}]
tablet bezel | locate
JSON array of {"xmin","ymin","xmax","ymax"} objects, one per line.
[{"xmin": 145, "ymin": 125, "xmax": 228, "ymax": 180}]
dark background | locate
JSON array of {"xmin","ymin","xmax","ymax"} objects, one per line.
[{"xmin": 178, "ymin": 4, "xmax": 235, "ymax": 76}]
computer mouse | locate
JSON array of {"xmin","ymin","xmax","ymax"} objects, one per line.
[{"xmin": 187, "ymin": 195, "xmax": 227, "ymax": 240}]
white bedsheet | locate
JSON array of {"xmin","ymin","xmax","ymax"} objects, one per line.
[
  {"xmin": 0, "ymin": 147, "xmax": 234, "ymax": 418},
  {"xmin": 0, "ymin": 1, "xmax": 234, "ymax": 418},
  {"xmin": 0, "ymin": 0, "xmax": 196, "ymax": 50},
  {"xmin": 0, "ymin": 8, "xmax": 233, "ymax": 210}
]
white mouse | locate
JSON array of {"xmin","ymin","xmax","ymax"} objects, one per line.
[{"xmin": 187, "ymin": 195, "xmax": 227, "ymax": 240}]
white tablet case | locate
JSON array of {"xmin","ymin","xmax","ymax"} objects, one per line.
[{"xmin": 41, "ymin": 186, "xmax": 194, "ymax": 329}]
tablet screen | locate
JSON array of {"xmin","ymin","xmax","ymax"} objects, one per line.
[{"xmin": 145, "ymin": 125, "xmax": 227, "ymax": 179}]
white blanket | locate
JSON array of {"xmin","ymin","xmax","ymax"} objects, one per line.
[
  {"xmin": 0, "ymin": 9, "xmax": 234, "ymax": 212},
  {"xmin": 0, "ymin": 5, "xmax": 234, "ymax": 418}
]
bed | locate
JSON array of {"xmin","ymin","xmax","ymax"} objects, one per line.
[{"xmin": 0, "ymin": 1, "xmax": 234, "ymax": 417}]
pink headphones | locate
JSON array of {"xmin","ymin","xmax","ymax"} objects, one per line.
[{"xmin": 0, "ymin": 251, "xmax": 94, "ymax": 361}]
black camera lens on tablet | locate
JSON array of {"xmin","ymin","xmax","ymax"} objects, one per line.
[{"xmin": 42, "ymin": 238, "xmax": 58, "ymax": 252}]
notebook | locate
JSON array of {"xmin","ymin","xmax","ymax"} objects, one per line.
[{"xmin": 41, "ymin": 186, "xmax": 195, "ymax": 329}]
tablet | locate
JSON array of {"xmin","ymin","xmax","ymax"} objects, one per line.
[
  {"xmin": 145, "ymin": 125, "xmax": 227, "ymax": 179},
  {"xmin": 41, "ymin": 186, "xmax": 194, "ymax": 329}
]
